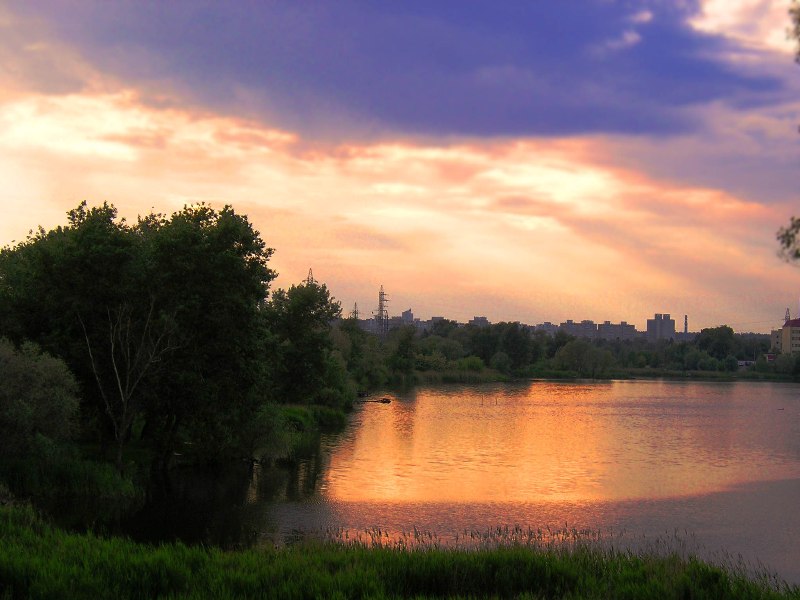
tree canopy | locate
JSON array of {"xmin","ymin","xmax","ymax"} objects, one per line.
[{"xmin": 0, "ymin": 202, "xmax": 278, "ymax": 467}]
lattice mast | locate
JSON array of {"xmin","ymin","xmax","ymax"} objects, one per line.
[{"xmin": 374, "ymin": 285, "xmax": 389, "ymax": 336}]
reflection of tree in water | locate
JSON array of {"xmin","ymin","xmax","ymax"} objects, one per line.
[
  {"xmin": 256, "ymin": 442, "xmax": 325, "ymax": 502},
  {"xmin": 121, "ymin": 463, "xmax": 255, "ymax": 547},
  {"xmin": 124, "ymin": 440, "xmax": 330, "ymax": 548}
]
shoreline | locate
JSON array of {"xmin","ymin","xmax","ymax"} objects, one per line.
[{"xmin": 1, "ymin": 504, "xmax": 797, "ymax": 598}]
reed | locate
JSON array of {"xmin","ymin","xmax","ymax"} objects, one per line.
[{"xmin": 1, "ymin": 505, "xmax": 797, "ymax": 599}]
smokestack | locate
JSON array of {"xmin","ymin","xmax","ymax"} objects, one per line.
[{"xmin": 684, "ymin": 315, "xmax": 688, "ymax": 335}]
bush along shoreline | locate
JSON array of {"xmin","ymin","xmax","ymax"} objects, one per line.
[{"xmin": 1, "ymin": 504, "xmax": 798, "ymax": 599}]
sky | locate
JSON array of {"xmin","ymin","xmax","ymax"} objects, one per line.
[{"xmin": 1, "ymin": 0, "xmax": 799, "ymax": 332}]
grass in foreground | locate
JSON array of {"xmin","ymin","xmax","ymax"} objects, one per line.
[{"xmin": 1, "ymin": 505, "xmax": 798, "ymax": 599}]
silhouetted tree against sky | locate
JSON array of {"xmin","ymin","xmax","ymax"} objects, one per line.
[{"xmin": 778, "ymin": 1, "xmax": 800, "ymax": 260}]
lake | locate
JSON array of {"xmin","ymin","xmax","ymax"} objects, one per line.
[{"xmin": 127, "ymin": 380, "xmax": 800, "ymax": 583}]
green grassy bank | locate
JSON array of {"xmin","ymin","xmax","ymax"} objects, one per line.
[{"xmin": 1, "ymin": 506, "xmax": 798, "ymax": 599}]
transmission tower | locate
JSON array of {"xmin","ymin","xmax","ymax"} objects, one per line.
[
  {"xmin": 350, "ymin": 302, "xmax": 359, "ymax": 320},
  {"xmin": 306, "ymin": 268, "xmax": 315, "ymax": 285},
  {"xmin": 786, "ymin": 307, "xmax": 791, "ymax": 322},
  {"xmin": 374, "ymin": 285, "xmax": 389, "ymax": 336}
]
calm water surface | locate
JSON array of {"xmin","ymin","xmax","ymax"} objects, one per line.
[
  {"xmin": 323, "ymin": 380, "xmax": 800, "ymax": 503},
  {"xmin": 133, "ymin": 381, "xmax": 800, "ymax": 583}
]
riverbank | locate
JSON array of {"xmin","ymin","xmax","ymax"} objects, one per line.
[
  {"xmin": 522, "ymin": 366, "xmax": 797, "ymax": 382},
  {"xmin": 1, "ymin": 505, "xmax": 797, "ymax": 599}
]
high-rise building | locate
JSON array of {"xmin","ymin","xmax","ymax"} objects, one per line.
[{"xmin": 646, "ymin": 313, "xmax": 675, "ymax": 342}]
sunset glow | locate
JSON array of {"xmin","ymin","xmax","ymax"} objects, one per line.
[{"xmin": 2, "ymin": 2, "xmax": 799, "ymax": 331}]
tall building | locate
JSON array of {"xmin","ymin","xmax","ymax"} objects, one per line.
[
  {"xmin": 775, "ymin": 317, "xmax": 800, "ymax": 354},
  {"xmin": 646, "ymin": 313, "xmax": 675, "ymax": 342}
]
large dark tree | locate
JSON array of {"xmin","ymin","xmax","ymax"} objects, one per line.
[
  {"xmin": 0, "ymin": 202, "xmax": 276, "ymax": 468},
  {"xmin": 136, "ymin": 204, "xmax": 275, "ymax": 464},
  {"xmin": 0, "ymin": 203, "xmax": 154, "ymax": 468},
  {"xmin": 695, "ymin": 326, "xmax": 739, "ymax": 361}
]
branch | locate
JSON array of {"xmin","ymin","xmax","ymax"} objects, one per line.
[
  {"xmin": 107, "ymin": 307, "xmax": 128, "ymax": 420},
  {"xmin": 777, "ymin": 216, "xmax": 800, "ymax": 262},
  {"xmin": 78, "ymin": 311, "xmax": 119, "ymax": 440}
]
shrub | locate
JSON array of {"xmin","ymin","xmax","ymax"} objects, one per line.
[
  {"xmin": 0, "ymin": 339, "xmax": 79, "ymax": 458},
  {"xmin": 456, "ymin": 356, "xmax": 485, "ymax": 372}
]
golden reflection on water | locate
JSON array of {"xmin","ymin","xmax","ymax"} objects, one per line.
[{"xmin": 321, "ymin": 381, "xmax": 800, "ymax": 504}]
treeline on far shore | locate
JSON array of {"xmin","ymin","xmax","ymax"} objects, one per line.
[{"xmin": 364, "ymin": 317, "xmax": 780, "ymax": 382}]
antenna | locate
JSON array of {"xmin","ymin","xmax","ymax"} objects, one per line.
[{"xmin": 786, "ymin": 307, "xmax": 791, "ymax": 322}]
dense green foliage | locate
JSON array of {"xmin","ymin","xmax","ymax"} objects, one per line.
[
  {"xmin": 0, "ymin": 505, "xmax": 796, "ymax": 599},
  {"xmin": 0, "ymin": 339, "xmax": 79, "ymax": 458},
  {"xmin": 265, "ymin": 278, "xmax": 352, "ymax": 408},
  {"xmin": 0, "ymin": 339, "xmax": 139, "ymax": 516},
  {"xmin": 0, "ymin": 203, "xmax": 354, "ymax": 485}
]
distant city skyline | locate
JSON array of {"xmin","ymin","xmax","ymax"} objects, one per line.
[
  {"xmin": 344, "ymin": 286, "xmax": 772, "ymax": 335},
  {"xmin": 1, "ymin": 2, "xmax": 799, "ymax": 334}
]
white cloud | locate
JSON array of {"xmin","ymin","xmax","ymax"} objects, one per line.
[{"xmin": 690, "ymin": 0, "xmax": 794, "ymax": 55}]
